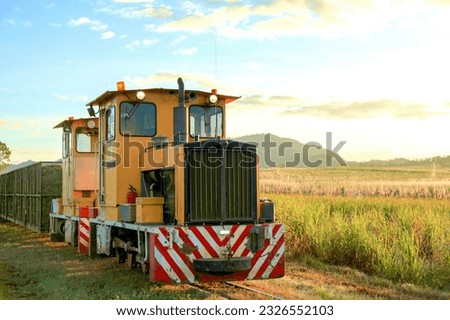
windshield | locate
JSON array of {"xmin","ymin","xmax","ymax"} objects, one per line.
[
  {"xmin": 120, "ymin": 102, "xmax": 156, "ymax": 136},
  {"xmin": 189, "ymin": 106, "xmax": 223, "ymax": 138},
  {"xmin": 76, "ymin": 127, "xmax": 98, "ymax": 153}
]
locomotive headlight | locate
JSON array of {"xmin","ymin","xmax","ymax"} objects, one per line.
[
  {"xmin": 87, "ymin": 120, "xmax": 96, "ymax": 129},
  {"xmin": 136, "ymin": 91, "xmax": 146, "ymax": 100},
  {"xmin": 209, "ymin": 94, "xmax": 218, "ymax": 104},
  {"xmin": 219, "ymin": 230, "xmax": 230, "ymax": 235}
]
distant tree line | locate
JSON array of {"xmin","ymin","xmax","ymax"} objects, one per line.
[{"xmin": 348, "ymin": 155, "xmax": 450, "ymax": 168}]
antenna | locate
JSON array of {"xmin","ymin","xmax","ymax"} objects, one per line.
[{"xmin": 214, "ymin": 38, "xmax": 218, "ymax": 89}]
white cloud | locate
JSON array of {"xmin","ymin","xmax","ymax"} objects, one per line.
[
  {"xmin": 171, "ymin": 35, "xmax": 187, "ymax": 45},
  {"xmin": 102, "ymin": 31, "xmax": 115, "ymax": 39},
  {"xmin": 2, "ymin": 18, "xmax": 33, "ymax": 27},
  {"xmin": 173, "ymin": 47, "xmax": 198, "ymax": 55},
  {"xmin": 124, "ymin": 71, "xmax": 216, "ymax": 90},
  {"xmin": 99, "ymin": 3, "xmax": 172, "ymax": 19},
  {"xmin": 125, "ymin": 38, "xmax": 159, "ymax": 50},
  {"xmin": 69, "ymin": 17, "xmax": 108, "ymax": 31},
  {"xmin": 69, "ymin": 17, "xmax": 91, "ymax": 27},
  {"xmin": 53, "ymin": 94, "xmax": 89, "ymax": 102},
  {"xmin": 155, "ymin": 0, "xmax": 450, "ymax": 40},
  {"xmin": 54, "ymin": 94, "xmax": 70, "ymax": 101},
  {"xmin": 68, "ymin": 17, "xmax": 114, "ymax": 39},
  {"xmin": 280, "ymin": 100, "xmax": 446, "ymax": 120},
  {"xmin": 182, "ymin": 1, "xmax": 201, "ymax": 15},
  {"xmin": 5, "ymin": 19, "xmax": 17, "ymax": 26}
]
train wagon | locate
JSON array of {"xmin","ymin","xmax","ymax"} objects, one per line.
[{"xmin": 0, "ymin": 161, "xmax": 62, "ymax": 232}]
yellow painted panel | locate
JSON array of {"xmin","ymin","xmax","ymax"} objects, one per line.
[
  {"xmin": 136, "ymin": 197, "xmax": 164, "ymax": 223},
  {"xmin": 74, "ymin": 156, "xmax": 96, "ymax": 190},
  {"xmin": 105, "ymin": 206, "xmax": 120, "ymax": 221}
]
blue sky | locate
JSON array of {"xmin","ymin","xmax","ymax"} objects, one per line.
[{"xmin": 1, "ymin": 0, "xmax": 450, "ymax": 163}]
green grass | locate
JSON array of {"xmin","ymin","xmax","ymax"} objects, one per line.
[
  {"xmin": 270, "ymin": 194, "xmax": 450, "ymax": 290},
  {"xmin": 0, "ymin": 221, "xmax": 205, "ymax": 299}
]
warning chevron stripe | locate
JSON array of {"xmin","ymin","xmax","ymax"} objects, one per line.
[
  {"xmin": 262, "ymin": 238, "xmax": 285, "ymax": 278},
  {"xmin": 204, "ymin": 226, "xmax": 228, "ymax": 246},
  {"xmin": 248, "ymin": 225, "xmax": 284, "ymax": 279},
  {"xmin": 230, "ymin": 225, "xmax": 252, "ymax": 256},
  {"xmin": 252, "ymin": 233, "xmax": 284, "ymax": 279},
  {"xmin": 175, "ymin": 227, "xmax": 203, "ymax": 259},
  {"xmin": 150, "ymin": 224, "xmax": 285, "ymax": 283},
  {"xmin": 154, "ymin": 235, "xmax": 191, "ymax": 283},
  {"xmin": 78, "ymin": 217, "xmax": 90, "ymax": 255},
  {"xmin": 189, "ymin": 226, "xmax": 220, "ymax": 258}
]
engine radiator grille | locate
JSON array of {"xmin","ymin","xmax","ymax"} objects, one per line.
[{"xmin": 185, "ymin": 140, "xmax": 257, "ymax": 224}]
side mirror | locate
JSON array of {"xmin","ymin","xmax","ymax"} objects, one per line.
[{"xmin": 87, "ymin": 105, "xmax": 96, "ymax": 117}]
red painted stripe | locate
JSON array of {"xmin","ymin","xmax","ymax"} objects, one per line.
[
  {"xmin": 79, "ymin": 231, "xmax": 89, "ymax": 243},
  {"xmin": 204, "ymin": 226, "xmax": 228, "ymax": 247},
  {"xmin": 254, "ymin": 234, "xmax": 284, "ymax": 278},
  {"xmin": 170, "ymin": 238, "xmax": 193, "ymax": 276},
  {"xmin": 269, "ymin": 253, "xmax": 285, "ymax": 278},
  {"xmin": 272, "ymin": 224, "xmax": 282, "ymax": 236},
  {"xmin": 190, "ymin": 226, "xmax": 219, "ymax": 258},
  {"xmin": 249, "ymin": 225, "xmax": 283, "ymax": 267},
  {"xmin": 158, "ymin": 227, "xmax": 169, "ymax": 238},
  {"xmin": 154, "ymin": 236, "xmax": 188, "ymax": 282},
  {"xmin": 250, "ymin": 238, "xmax": 267, "ymax": 264},
  {"xmin": 79, "ymin": 220, "xmax": 89, "ymax": 230},
  {"xmin": 176, "ymin": 227, "xmax": 203, "ymax": 259},
  {"xmin": 78, "ymin": 218, "xmax": 90, "ymax": 246},
  {"xmin": 231, "ymin": 225, "xmax": 252, "ymax": 255}
]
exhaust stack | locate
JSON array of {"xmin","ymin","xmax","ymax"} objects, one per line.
[{"xmin": 173, "ymin": 77, "xmax": 187, "ymax": 145}]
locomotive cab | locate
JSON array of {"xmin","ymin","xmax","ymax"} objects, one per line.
[
  {"xmin": 50, "ymin": 117, "xmax": 99, "ymax": 244},
  {"xmin": 85, "ymin": 79, "xmax": 245, "ymax": 224}
]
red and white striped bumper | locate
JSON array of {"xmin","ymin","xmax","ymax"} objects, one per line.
[
  {"xmin": 148, "ymin": 224, "xmax": 285, "ymax": 283},
  {"xmin": 78, "ymin": 217, "xmax": 90, "ymax": 254}
]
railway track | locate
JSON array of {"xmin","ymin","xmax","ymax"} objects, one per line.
[{"xmin": 187, "ymin": 281, "xmax": 284, "ymax": 300}]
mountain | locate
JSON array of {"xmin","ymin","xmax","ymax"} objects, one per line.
[{"xmin": 232, "ymin": 133, "xmax": 346, "ymax": 168}]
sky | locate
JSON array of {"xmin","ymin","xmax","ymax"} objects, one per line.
[{"xmin": 1, "ymin": 0, "xmax": 450, "ymax": 164}]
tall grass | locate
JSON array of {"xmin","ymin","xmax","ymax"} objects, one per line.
[
  {"xmin": 261, "ymin": 167, "xmax": 450, "ymax": 199},
  {"xmin": 272, "ymin": 194, "xmax": 450, "ymax": 289}
]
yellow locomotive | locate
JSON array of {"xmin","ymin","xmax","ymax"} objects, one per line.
[{"xmin": 5, "ymin": 77, "xmax": 285, "ymax": 283}]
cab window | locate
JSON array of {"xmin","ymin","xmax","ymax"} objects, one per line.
[
  {"xmin": 76, "ymin": 127, "xmax": 98, "ymax": 153},
  {"xmin": 62, "ymin": 130, "xmax": 72, "ymax": 158},
  {"xmin": 120, "ymin": 102, "xmax": 156, "ymax": 136},
  {"xmin": 189, "ymin": 106, "xmax": 223, "ymax": 138},
  {"xmin": 106, "ymin": 106, "xmax": 115, "ymax": 141}
]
